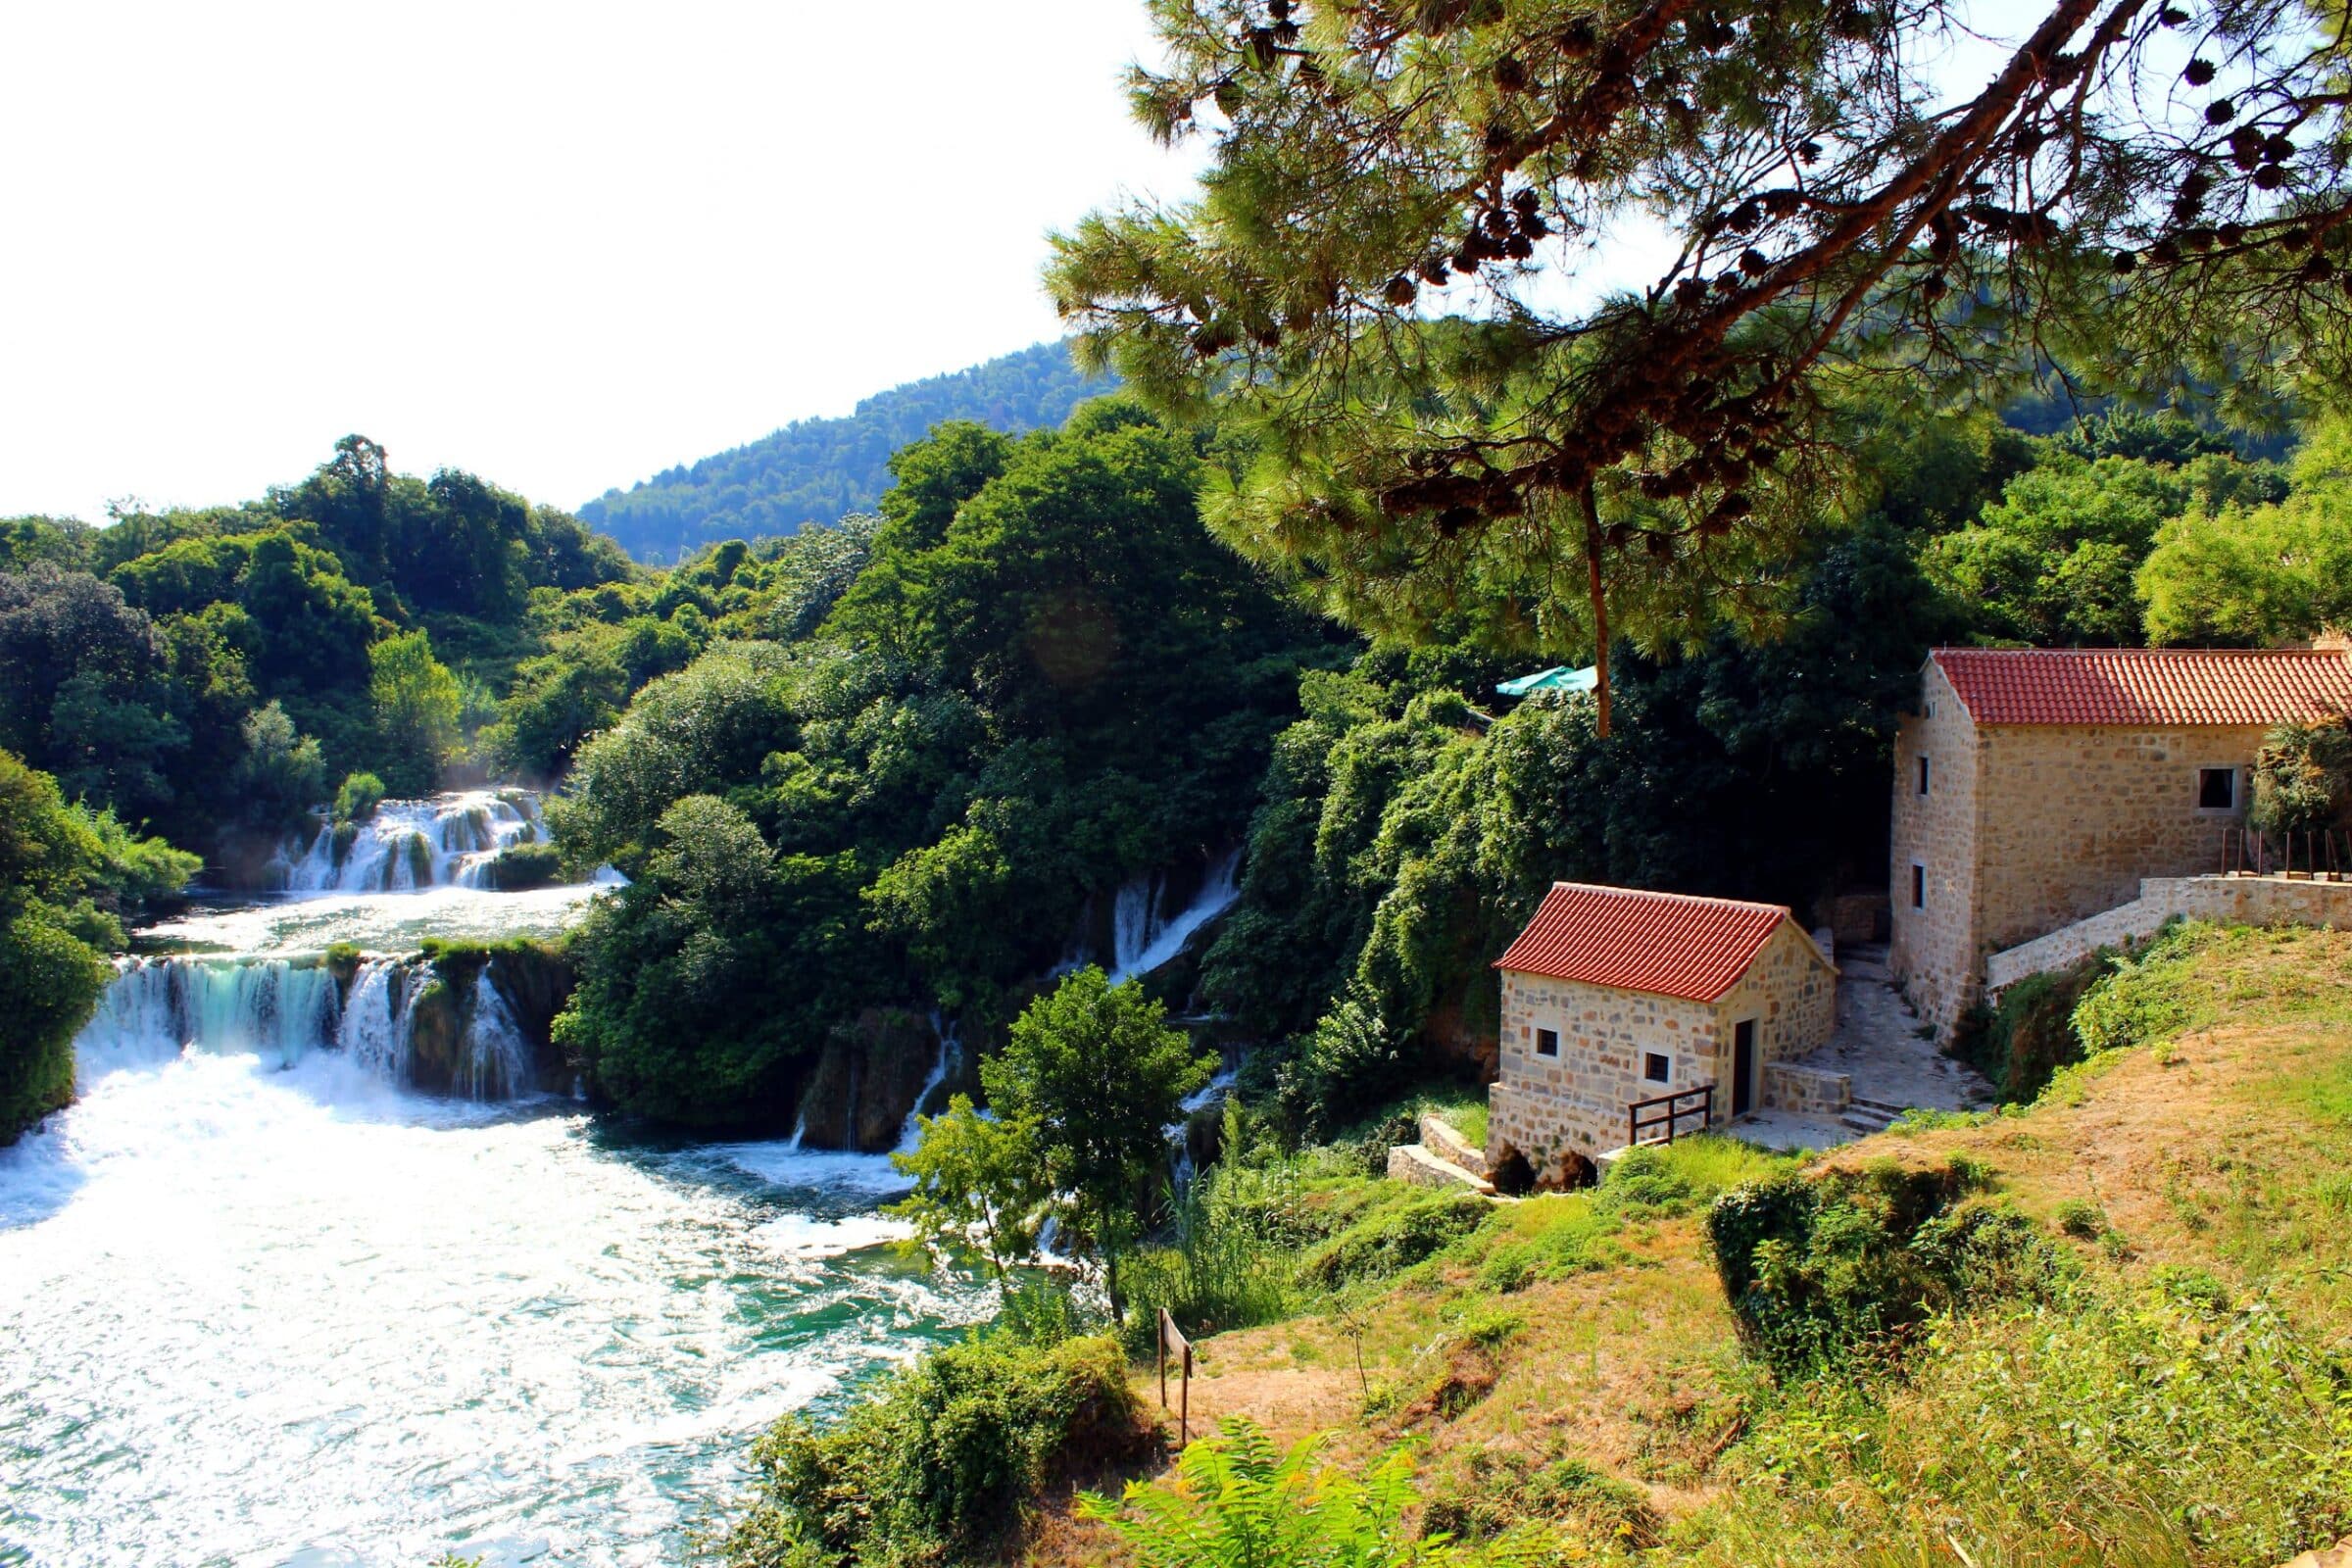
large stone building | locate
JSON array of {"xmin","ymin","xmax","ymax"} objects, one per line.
[
  {"xmin": 1486, "ymin": 882, "xmax": 1838, "ymax": 1182},
  {"xmin": 1889, "ymin": 646, "xmax": 2352, "ymax": 1038}
]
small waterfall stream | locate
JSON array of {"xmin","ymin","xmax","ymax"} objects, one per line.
[{"xmin": 1102, "ymin": 848, "xmax": 1244, "ymax": 985}]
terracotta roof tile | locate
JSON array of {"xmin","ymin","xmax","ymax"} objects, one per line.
[
  {"xmin": 1494, "ymin": 882, "xmax": 1816, "ymax": 1003},
  {"xmin": 1933, "ymin": 648, "xmax": 2352, "ymax": 727}
]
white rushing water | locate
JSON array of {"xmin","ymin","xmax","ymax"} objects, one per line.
[
  {"xmin": 1103, "ymin": 848, "xmax": 1244, "ymax": 986},
  {"xmin": 0, "ymin": 795, "xmax": 985, "ymax": 1567},
  {"xmin": 273, "ymin": 790, "xmax": 547, "ymax": 894},
  {"xmin": 0, "ymin": 1053, "xmax": 984, "ymax": 1566}
]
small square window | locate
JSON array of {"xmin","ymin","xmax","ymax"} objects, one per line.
[
  {"xmin": 1917, "ymin": 756, "xmax": 1931, "ymax": 796},
  {"xmin": 1642, "ymin": 1052, "xmax": 1671, "ymax": 1085},
  {"xmin": 1535, "ymin": 1027, "xmax": 1559, "ymax": 1058},
  {"xmin": 1910, "ymin": 862, "xmax": 1926, "ymax": 910},
  {"xmin": 2197, "ymin": 766, "xmax": 2237, "ymax": 810}
]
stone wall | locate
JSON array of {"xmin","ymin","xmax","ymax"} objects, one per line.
[
  {"xmin": 1488, "ymin": 972, "xmax": 1721, "ymax": 1165},
  {"xmin": 1763, "ymin": 1059, "xmax": 1851, "ymax": 1116},
  {"xmin": 1890, "ymin": 658, "xmax": 2271, "ymax": 1041},
  {"xmin": 1970, "ymin": 723, "xmax": 2264, "ymax": 953},
  {"xmin": 1487, "ymin": 922, "xmax": 1837, "ymax": 1169},
  {"xmin": 1986, "ymin": 874, "xmax": 2352, "ymax": 991},
  {"xmin": 1888, "ymin": 662, "xmax": 1985, "ymax": 1041}
]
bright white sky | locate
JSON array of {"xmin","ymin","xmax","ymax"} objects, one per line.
[
  {"xmin": 0, "ymin": 1, "xmax": 2065, "ymax": 527},
  {"xmin": 0, "ymin": 1, "xmax": 1200, "ymax": 523}
]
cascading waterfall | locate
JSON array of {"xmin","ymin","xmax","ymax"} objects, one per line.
[
  {"xmin": 462, "ymin": 964, "xmax": 533, "ymax": 1102},
  {"xmin": 75, "ymin": 956, "xmax": 343, "ymax": 1082},
  {"xmin": 896, "ymin": 1015, "xmax": 958, "ymax": 1154},
  {"xmin": 274, "ymin": 791, "xmax": 546, "ymax": 895},
  {"xmin": 338, "ymin": 958, "xmax": 413, "ymax": 1083},
  {"xmin": 71, "ymin": 951, "xmax": 540, "ymax": 1102},
  {"xmin": 1104, "ymin": 848, "xmax": 1244, "ymax": 985}
]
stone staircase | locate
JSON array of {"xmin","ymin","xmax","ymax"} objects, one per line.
[
  {"xmin": 1387, "ymin": 1111, "xmax": 1495, "ymax": 1196},
  {"xmin": 1838, "ymin": 1095, "xmax": 1909, "ymax": 1136}
]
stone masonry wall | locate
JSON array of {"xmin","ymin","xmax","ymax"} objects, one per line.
[
  {"xmin": 1489, "ymin": 922, "xmax": 1837, "ymax": 1171},
  {"xmin": 1986, "ymin": 874, "xmax": 2352, "ymax": 990},
  {"xmin": 1489, "ymin": 972, "xmax": 1720, "ymax": 1167},
  {"xmin": 1889, "ymin": 662, "xmax": 1984, "ymax": 1042},
  {"xmin": 1969, "ymin": 723, "xmax": 2266, "ymax": 957}
]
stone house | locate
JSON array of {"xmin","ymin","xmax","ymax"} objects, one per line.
[
  {"xmin": 1486, "ymin": 882, "xmax": 1838, "ymax": 1184},
  {"xmin": 1889, "ymin": 646, "xmax": 2352, "ymax": 1039}
]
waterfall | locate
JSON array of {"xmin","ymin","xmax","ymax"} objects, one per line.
[
  {"xmin": 74, "ymin": 956, "xmax": 343, "ymax": 1083},
  {"xmin": 70, "ymin": 951, "xmax": 540, "ymax": 1102},
  {"xmin": 1104, "ymin": 848, "xmax": 1244, "ymax": 985},
  {"xmin": 339, "ymin": 959, "xmax": 414, "ymax": 1082},
  {"xmin": 276, "ymin": 791, "xmax": 546, "ymax": 895},
  {"xmin": 461, "ymin": 965, "xmax": 533, "ymax": 1102},
  {"xmin": 895, "ymin": 1016, "xmax": 957, "ymax": 1154}
]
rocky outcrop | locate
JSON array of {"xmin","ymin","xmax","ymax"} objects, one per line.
[
  {"xmin": 403, "ymin": 942, "xmax": 573, "ymax": 1097},
  {"xmin": 792, "ymin": 1007, "xmax": 943, "ymax": 1152}
]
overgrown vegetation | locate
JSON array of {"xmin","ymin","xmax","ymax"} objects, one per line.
[{"xmin": 722, "ymin": 1329, "xmax": 1146, "ymax": 1568}]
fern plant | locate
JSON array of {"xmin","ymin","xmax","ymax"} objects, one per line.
[{"xmin": 1079, "ymin": 1418, "xmax": 1461, "ymax": 1568}]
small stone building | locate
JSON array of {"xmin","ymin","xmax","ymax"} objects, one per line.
[
  {"xmin": 1487, "ymin": 883, "xmax": 1838, "ymax": 1182},
  {"xmin": 1890, "ymin": 646, "xmax": 2352, "ymax": 1039}
]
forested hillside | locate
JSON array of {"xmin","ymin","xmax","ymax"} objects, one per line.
[{"xmin": 578, "ymin": 341, "xmax": 1115, "ymax": 563}]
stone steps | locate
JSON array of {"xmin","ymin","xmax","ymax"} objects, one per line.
[
  {"xmin": 1386, "ymin": 1141, "xmax": 1495, "ymax": 1196},
  {"xmin": 1838, "ymin": 1099, "xmax": 1906, "ymax": 1135}
]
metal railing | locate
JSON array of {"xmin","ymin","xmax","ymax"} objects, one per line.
[
  {"xmin": 1628, "ymin": 1083, "xmax": 1714, "ymax": 1148},
  {"xmin": 2222, "ymin": 826, "xmax": 2346, "ymax": 880}
]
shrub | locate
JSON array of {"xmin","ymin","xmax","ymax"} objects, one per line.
[
  {"xmin": 1298, "ymin": 1189, "xmax": 1491, "ymax": 1289},
  {"xmin": 479, "ymin": 841, "xmax": 562, "ymax": 891},
  {"xmin": 1080, "ymin": 1417, "xmax": 1460, "ymax": 1568},
  {"xmin": 1956, "ymin": 960, "xmax": 2102, "ymax": 1102},
  {"xmin": 1424, "ymin": 1450, "xmax": 1662, "ymax": 1548},
  {"xmin": 1120, "ymin": 1167, "xmax": 1300, "ymax": 1349},
  {"xmin": 724, "ymin": 1332, "xmax": 1145, "ymax": 1568},
  {"xmin": 1705, "ymin": 1158, "xmax": 2055, "ymax": 1375},
  {"xmin": 2053, "ymin": 1198, "xmax": 2108, "ymax": 1240},
  {"xmin": 333, "ymin": 770, "xmax": 386, "ymax": 824}
]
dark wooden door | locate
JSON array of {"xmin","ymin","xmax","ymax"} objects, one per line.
[{"xmin": 1733, "ymin": 1019, "xmax": 1756, "ymax": 1117}]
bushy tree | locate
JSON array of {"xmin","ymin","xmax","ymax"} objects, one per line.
[
  {"xmin": 2139, "ymin": 416, "xmax": 2352, "ymax": 645},
  {"xmin": 367, "ymin": 630, "xmax": 462, "ymax": 795},
  {"xmin": 981, "ymin": 967, "xmax": 1214, "ymax": 1321},
  {"xmin": 890, "ymin": 1095, "xmax": 1047, "ymax": 1294},
  {"xmin": 230, "ymin": 701, "xmax": 327, "ymax": 830}
]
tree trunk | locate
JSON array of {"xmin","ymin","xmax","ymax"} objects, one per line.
[
  {"xmin": 1579, "ymin": 477, "xmax": 1614, "ymax": 739},
  {"xmin": 1105, "ymin": 1245, "xmax": 1124, "ymax": 1326}
]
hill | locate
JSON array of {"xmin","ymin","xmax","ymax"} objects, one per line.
[
  {"xmin": 578, "ymin": 341, "xmax": 1115, "ymax": 563},
  {"xmin": 1035, "ymin": 918, "xmax": 2352, "ymax": 1566}
]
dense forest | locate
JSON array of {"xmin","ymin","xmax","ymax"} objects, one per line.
[
  {"xmin": 5, "ymin": 387, "xmax": 2345, "ymax": 1152},
  {"xmin": 577, "ymin": 341, "xmax": 1115, "ymax": 564}
]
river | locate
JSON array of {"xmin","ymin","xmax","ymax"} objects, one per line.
[{"xmin": 0, "ymin": 797, "xmax": 993, "ymax": 1568}]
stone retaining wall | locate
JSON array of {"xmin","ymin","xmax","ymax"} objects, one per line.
[
  {"xmin": 1987, "ymin": 875, "xmax": 2352, "ymax": 991},
  {"xmin": 1763, "ymin": 1059, "xmax": 1851, "ymax": 1117}
]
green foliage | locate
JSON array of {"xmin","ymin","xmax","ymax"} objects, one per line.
[
  {"xmin": 1705, "ymin": 1158, "xmax": 2055, "ymax": 1376},
  {"xmin": 1298, "ymin": 1189, "xmax": 1491, "ymax": 1291},
  {"xmin": 724, "ymin": 1331, "xmax": 1143, "ymax": 1568},
  {"xmin": 231, "ymin": 702, "xmax": 328, "ymax": 832},
  {"xmin": 368, "ymin": 631, "xmax": 462, "ymax": 796},
  {"xmin": 889, "ymin": 1094, "xmax": 1046, "ymax": 1290},
  {"xmin": 332, "ymin": 769, "xmax": 386, "ymax": 825},
  {"xmin": 1423, "ymin": 1450, "xmax": 1662, "ymax": 1549},
  {"xmin": 1080, "ymin": 1418, "xmax": 1463, "ymax": 1568},
  {"xmin": 1695, "ymin": 1278, "xmax": 2352, "ymax": 1567},
  {"xmin": 579, "ymin": 342, "xmax": 1113, "ymax": 563},
  {"xmin": 0, "ymin": 749, "xmax": 193, "ymax": 1143},
  {"xmin": 1952, "ymin": 961, "xmax": 2104, "ymax": 1103},
  {"xmin": 478, "ymin": 841, "xmax": 561, "ymax": 891},
  {"xmin": 981, "ymin": 967, "xmax": 1213, "ymax": 1318},
  {"xmin": 2249, "ymin": 716, "xmax": 2352, "ymax": 839},
  {"xmin": 1117, "ymin": 1160, "xmax": 1304, "ymax": 1348},
  {"xmin": 2138, "ymin": 414, "xmax": 2352, "ymax": 646}
]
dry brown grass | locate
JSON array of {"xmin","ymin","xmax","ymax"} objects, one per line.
[{"xmin": 1025, "ymin": 924, "xmax": 2352, "ymax": 1566}]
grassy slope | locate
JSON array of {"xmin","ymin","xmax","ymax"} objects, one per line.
[{"xmin": 1031, "ymin": 922, "xmax": 2352, "ymax": 1567}]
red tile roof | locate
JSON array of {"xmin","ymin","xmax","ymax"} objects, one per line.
[
  {"xmin": 1494, "ymin": 882, "xmax": 1818, "ymax": 1003},
  {"xmin": 1932, "ymin": 647, "xmax": 2352, "ymax": 728}
]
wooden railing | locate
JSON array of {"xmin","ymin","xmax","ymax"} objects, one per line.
[
  {"xmin": 1156, "ymin": 1307, "xmax": 1193, "ymax": 1446},
  {"xmin": 1628, "ymin": 1083, "xmax": 1714, "ymax": 1149},
  {"xmin": 2223, "ymin": 826, "xmax": 2346, "ymax": 880}
]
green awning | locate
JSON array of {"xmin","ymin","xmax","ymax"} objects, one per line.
[{"xmin": 1494, "ymin": 665, "xmax": 1598, "ymax": 699}]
